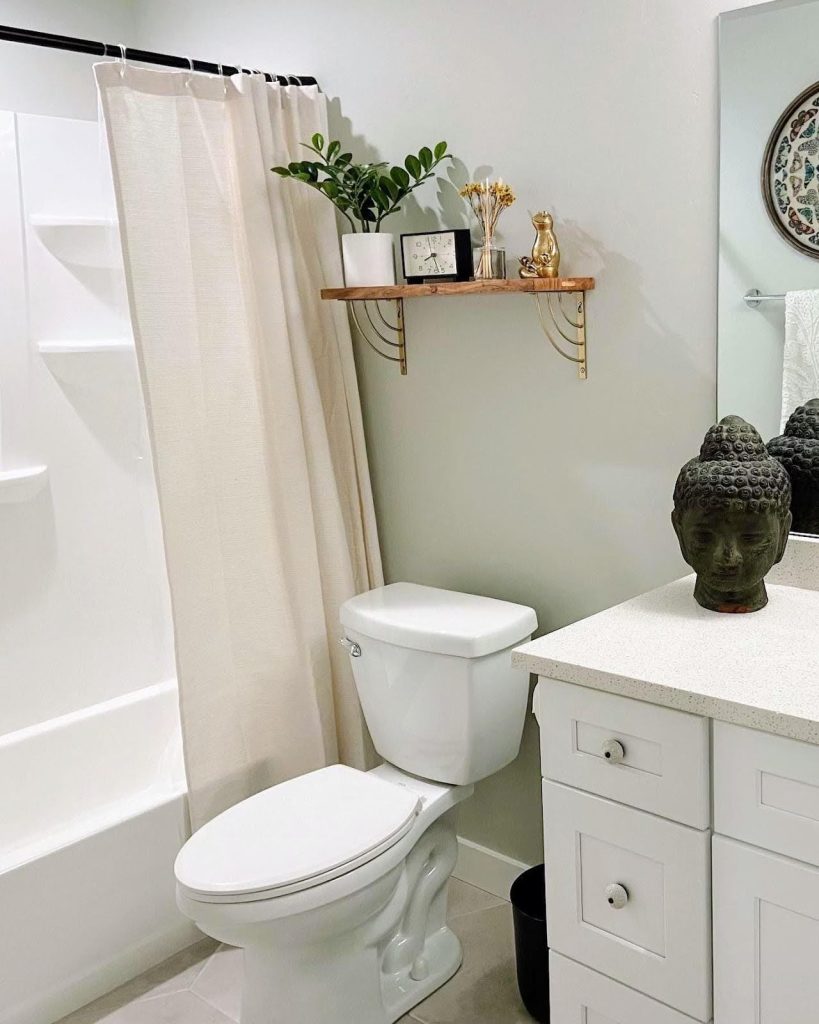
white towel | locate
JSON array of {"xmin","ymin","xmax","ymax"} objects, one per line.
[{"xmin": 781, "ymin": 289, "xmax": 819, "ymax": 431}]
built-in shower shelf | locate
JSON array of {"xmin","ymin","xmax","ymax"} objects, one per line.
[
  {"xmin": 29, "ymin": 214, "xmax": 119, "ymax": 269},
  {"xmin": 0, "ymin": 465, "xmax": 49, "ymax": 504},
  {"xmin": 38, "ymin": 339, "xmax": 133, "ymax": 355}
]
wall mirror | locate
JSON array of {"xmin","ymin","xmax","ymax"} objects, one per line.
[{"xmin": 719, "ymin": 0, "xmax": 819, "ymax": 535}]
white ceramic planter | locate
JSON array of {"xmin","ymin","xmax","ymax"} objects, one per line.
[{"xmin": 341, "ymin": 233, "xmax": 396, "ymax": 287}]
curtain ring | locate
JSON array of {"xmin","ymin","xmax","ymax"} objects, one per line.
[
  {"xmin": 217, "ymin": 62, "xmax": 227, "ymax": 97},
  {"xmin": 184, "ymin": 55, "xmax": 194, "ymax": 87},
  {"xmin": 116, "ymin": 43, "xmax": 127, "ymax": 79}
]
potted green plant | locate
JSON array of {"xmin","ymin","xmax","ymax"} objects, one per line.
[{"xmin": 272, "ymin": 134, "xmax": 451, "ymax": 286}]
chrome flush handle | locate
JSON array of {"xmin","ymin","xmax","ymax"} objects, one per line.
[{"xmin": 339, "ymin": 636, "xmax": 361, "ymax": 658}]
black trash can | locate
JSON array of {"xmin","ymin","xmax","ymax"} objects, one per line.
[{"xmin": 510, "ymin": 864, "xmax": 549, "ymax": 1022}]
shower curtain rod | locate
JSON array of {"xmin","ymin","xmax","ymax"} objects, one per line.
[{"xmin": 0, "ymin": 24, "xmax": 318, "ymax": 86}]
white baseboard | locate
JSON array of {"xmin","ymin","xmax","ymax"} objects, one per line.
[{"xmin": 452, "ymin": 836, "xmax": 533, "ymax": 901}]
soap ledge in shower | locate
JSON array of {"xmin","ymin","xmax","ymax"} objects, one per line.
[{"xmin": 0, "ymin": 465, "xmax": 49, "ymax": 503}]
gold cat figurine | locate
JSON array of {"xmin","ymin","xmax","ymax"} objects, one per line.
[{"xmin": 519, "ymin": 211, "xmax": 560, "ymax": 279}]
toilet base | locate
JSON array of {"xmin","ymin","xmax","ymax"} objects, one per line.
[
  {"xmin": 240, "ymin": 922, "xmax": 462, "ymax": 1024},
  {"xmin": 381, "ymin": 924, "xmax": 462, "ymax": 1022}
]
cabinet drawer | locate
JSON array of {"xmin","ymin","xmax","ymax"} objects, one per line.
[
  {"xmin": 543, "ymin": 781, "xmax": 712, "ymax": 1021},
  {"xmin": 713, "ymin": 836, "xmax": 819, "ymax": 1024},
  {"xmin": 536, "ymin": 678, "xmax": 710, "ymax": 828},
  {"xmin": 714, "ymin": 721, "xmax": 819, "ymax": 867},
  {"xmin": 549, "ymin": 952, "xmax": 703, "ymax": 1024}
]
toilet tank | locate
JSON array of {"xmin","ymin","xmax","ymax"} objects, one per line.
[{"xmin": 340, "ymin": 583, "xmax": 537, "ymax": 786}]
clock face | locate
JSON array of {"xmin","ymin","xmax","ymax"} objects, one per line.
[{"xmin": 402, "ymin": 232, "xmax": 458, "ymax": 277}]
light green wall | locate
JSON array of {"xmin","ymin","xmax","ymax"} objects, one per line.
[
  {"xmin": 129, "ymin": 0, "xmax": 761, "ymax": 864},
  {"xmin": 0, "ymin": 1, "xmax": 136, "ymax": 118}
]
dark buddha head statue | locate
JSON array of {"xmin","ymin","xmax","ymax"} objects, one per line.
[
  {"xmin": 672, "ymin": 415, "xmax": 792, "ymax": 613},
  {"xmin": 767, "ymin": 399, "xmax": 819, "ymax": 535}
]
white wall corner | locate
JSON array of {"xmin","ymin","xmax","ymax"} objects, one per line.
[{"xmin": 452, "ymin": 836, "xmax": 533, "ymax": 901}]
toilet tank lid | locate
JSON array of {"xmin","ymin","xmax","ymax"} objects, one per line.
[{"xmin": 340, "ymin": 583, "xmax": 537, "ymax": 658}]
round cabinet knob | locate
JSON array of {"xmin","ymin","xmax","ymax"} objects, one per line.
[
  {"xmin": 605, "ymin": 882, "xmax": 629, "ymax": 909},
  {"xmin": 601, "ymin": 739, "xmax": 625, "ymax": 763}
]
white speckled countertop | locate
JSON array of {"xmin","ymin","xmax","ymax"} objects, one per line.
[{"xmin": 513, "ymin": 575, "xmax": 819, "ymax": 744}]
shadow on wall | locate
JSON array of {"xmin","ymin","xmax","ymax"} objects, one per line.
[{"xmin": 324, "ymin": 97, "xmax": 496, "ymax": 238}]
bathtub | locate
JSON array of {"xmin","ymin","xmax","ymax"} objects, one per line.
[{"xmin": 0, "ymin": 680, "xmax": 199, "ymax": 1024}]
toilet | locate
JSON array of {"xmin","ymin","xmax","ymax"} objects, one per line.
[{"xmin": 174, "ymin": 582, "xmax": 537, "ymax": 1024}]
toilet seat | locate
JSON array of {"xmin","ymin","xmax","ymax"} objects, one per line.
[{"xmin": 175, "ymin": 764, "xmax": 421, "ymax": 904}]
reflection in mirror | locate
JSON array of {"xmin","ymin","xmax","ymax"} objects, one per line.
[{"xmin": 718, "ymin": 0, "xmax": 819, "ymax": 535}]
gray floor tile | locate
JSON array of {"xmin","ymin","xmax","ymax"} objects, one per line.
[
  {"xmin": 59, "ymin": 880, "xmax": 521, "ymax": 1024},
  {"xmin": 136, "ymin": 940, "xmax": 219, "ymax": 1001},
  {"xmin": 190, "ymin": 944, "xmax": 243, "ymax": 1021},
  {"xmin": 409, "ymin": 903, "xmax": 532, "ymax": 1024},
  {"xmin": 114, "ymin": 991, "xmax": 234, "ymax": 1023},
  {"xmin": 56, "ymin": 940, "xmax": 218, "ymax": 1023},
  {"xmin": 446, "ymin": 879, "xmax": 506, "ymax": 921},
  {"xmin": 62, "ymin": 990, "xmax": 234, "ymax": 1024}
]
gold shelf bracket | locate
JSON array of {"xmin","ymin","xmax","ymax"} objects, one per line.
[
  {"xmin": 347, "ymin": 298, "xmax": 407, "ymax": 375},
  {"xmin": 533, "ymin": 290, "xmax": 588, "ymax": 380}
]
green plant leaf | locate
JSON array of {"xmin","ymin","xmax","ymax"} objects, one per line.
[
  {"xmin": 419, "ymin": 146, "xmax": 432, "ymax": 171},
  {"xmin": 433, "ymin": 141, "xmax": 448, "ymax": 160},
  {"xmin": 337, "ymin": 152, "xmax": 352, "ymax": 166},
  {"xmin": 371, "ymin": 186, "xmax": 392, "ymax": 212},
  {"xmin": 288, "ymin": 161, "xmax": 302, "ymax": 174},
  {"xmin": 327, "ymin": 140, "xmax": 340, "ymax": 162},
  {"xmin": 271, "ymin": 166, "xmax": 291, "ymax": 176},
  {"xmin": 390, "ymin": 166, "xmax": 411, "ymax": 189},
  {"xmin": 361, "ymin": 207, "xmax": 377, "ymax": 222},
  {"xmin": 321, "ymin": 180, "xmax": 339, "ymax": 198},
  {"xmin": 301, "ymin": 163, "xmax": 319, "ymax": 181},
  {"xmin": 311, "ymin": 132, "xmax": 325, "ymax": 151},
  {"xmin": 380, "ymin": 175, "xmax": 399, "ymax": 201},
  {"xmin": 405, "ymin": 154, "xmax": 422, "ymax": 179}
]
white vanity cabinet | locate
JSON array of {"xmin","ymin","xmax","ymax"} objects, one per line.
[
  {"xmin": 533, "ymin": 681, "xmax": 819, "ymax": 1024},
  {"xmin": 713, "ymin": 837, "xmax": 819, "ymax": 1024},
  {"xmin": 513, "ymin": 576, "xmax": 819, "ymax": 1024}
]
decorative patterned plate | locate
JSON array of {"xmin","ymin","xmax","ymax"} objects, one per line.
[{"xmin": 762, "ymin": 80, "xmax": 819, "ymax": 259}]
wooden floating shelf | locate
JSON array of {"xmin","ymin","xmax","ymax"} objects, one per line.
[
  {"xmin": 321, "ymin": 277, "xmax": 595, "ymax": 301},
  {"xmin": 322, "ymin": 276, "xmax": 595, "ymax": 379}
]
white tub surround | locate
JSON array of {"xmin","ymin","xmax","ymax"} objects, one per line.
[
  {"xmin": 0, "ymin": 682, "xmax": 195, "ymax": 1024},
  {"xmin": 513, "ymin": 575, "xmax": 819, "ymax": 745},
  {"xmin": 517, "ymin": 575, "xmax": 819, "ymax": 1023}
]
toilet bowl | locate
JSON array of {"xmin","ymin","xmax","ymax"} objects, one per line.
[{"xmin": 174, "ymin": 583, "xmax": 537, "ymax": 1024}]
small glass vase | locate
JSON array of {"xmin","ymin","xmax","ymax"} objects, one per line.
[{"xmin": 473, "ymin": 241, "xmax": 506, "ymax": 280}]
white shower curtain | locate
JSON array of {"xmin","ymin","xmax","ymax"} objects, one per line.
[{"xmin": 95, "ymin": 62, "xmax": 382, "ymax": 829}]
